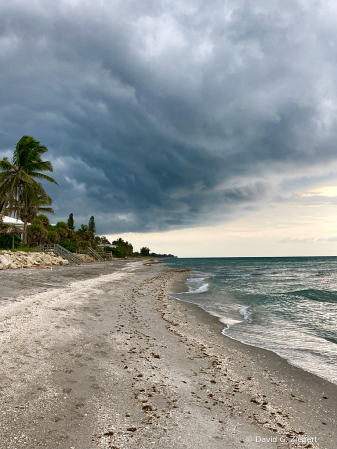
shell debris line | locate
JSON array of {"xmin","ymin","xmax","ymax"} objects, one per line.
[{"xmin": 0, "ymin": 250, "xmax": 71, "ymax": 269}]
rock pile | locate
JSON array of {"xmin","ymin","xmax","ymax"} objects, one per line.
[
  {"xmin": 0, "ymin": 251, "xmax": 70, "ymax": 270},
  {"xmin": 77, "ymin": 254, "xmax": 96, "ymax": 263}
]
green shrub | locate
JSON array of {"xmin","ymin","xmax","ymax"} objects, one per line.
[
  {"xmin": 140, "ymin": 247, "xmax": 150, "ymax": 256},
  {"xmin": 56, "ymin": 227, "xmax": 68, "ymax": 238},
  {"xmin": 27, "ymin": 222, "xmax": 48, "ymax": 246},
  {"xmin": 0, "ymin": 234, "xmax": 22, "ymax": 249},
  {"xmin": 37, "ymin": 214, "xmax": 50, "ymax": 227},
  {"xmin": 111, "ymin": 247, "xmax": 124, "ymax": 258},
  {"xmin": 31, "ymin": 217, "xmax": 43, "ymax": 226},
  {"xmin": 56, "ymin": 221, "xmax": 68, "ymax": 229},
  {"xmin": 13, "ymin": 246, "xmax": 41, "ymax": 252},
  {"xmin": 59, "ymin": 240, "xmax": 77, "ymax": 253},
  {"xmin": 47, "ymin": 230, "xmax": 60, "ymax": 244}
]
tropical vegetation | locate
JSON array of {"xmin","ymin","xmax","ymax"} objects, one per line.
[
  {"xmin": 0, "ymin": 136, "xmax": 57, "ymax": 243},
  {"xmin": 1, "ymin": 136, "xmax": 173, "ymax": 257}
]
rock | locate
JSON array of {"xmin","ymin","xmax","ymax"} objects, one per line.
[
  {"xmin": 0, "ymin": 251, "xmax": 70, "ymax": 269},
  {"xmin": 8, "ymin": 263, "xmax": 21, "ymax": 270},
  {"xmin": 0, "ymin": 255, "xmax": 11, "ymax": 267},
  {"xmin": 77, "ymin": 254, "xmax": 96, "ymax": 263},
  {"xmin": 0, "ymin": 250, "xmax": 94, "ymax": 269},
  {"xmin": 26, "ymin": 257, "xmax": 35, "ymax": 265}
]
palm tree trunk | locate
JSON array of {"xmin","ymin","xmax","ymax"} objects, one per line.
[
  {"xmin": 0, "ymin": 193, "xmax": 10, "ymax": 225},
  {"xmin": 23, "ymin": 218, "xmax": 28, "ymax": 244}
]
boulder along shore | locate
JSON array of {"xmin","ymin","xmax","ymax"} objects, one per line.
[
  {"xmin": 0, "ymin": 250, "xmax": 70, "ymax": 269},
  {"xmin": 0, "ymin": 260, "xmax": 336, "ymax": 449}
]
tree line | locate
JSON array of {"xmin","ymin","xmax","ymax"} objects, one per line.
[{"xmin": 0, "ymin": 136, "xmax": 172, "ymax": 258}]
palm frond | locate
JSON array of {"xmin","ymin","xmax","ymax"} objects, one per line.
[
  {"xmin": 0, "ymin": 158, "xmax": 15, "ymax": 171},
  {"xmin": 17, "ymin": 171, "xmax": 47, "ymax": 193},
  {"xmin": 29, "ymin": 161, "xmax": 54, "ymax": 172},
  {"xmin": 38, "ymin": 207, "xmax": 54, "ymax": 214},
  {"xmin": 30, "ymin": 172, "xmax": 58, "ymax": 185}
]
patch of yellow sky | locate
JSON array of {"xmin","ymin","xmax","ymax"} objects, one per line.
[
  {"xmin": 106, "ymin": 183, "xmax": 337, "ymax": 257},
  {"xmin": 302, "ymin": 185, "xmax": 337, "ymax": 197}
]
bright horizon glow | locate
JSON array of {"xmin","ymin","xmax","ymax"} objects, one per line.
[{"xmin": 105, "ymin": 182, "xmax": 337, "ymax": 258}]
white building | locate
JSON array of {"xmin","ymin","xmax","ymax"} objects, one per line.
[{"xmin": 3, "ymin": 216, "xmax": 26, "ymax": 230}]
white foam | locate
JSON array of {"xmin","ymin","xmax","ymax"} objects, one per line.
[
  {"xmin": 188, "ymin": 277, "xmax": 207, "ymax": 283},
  {"xmin": 219, "ymin": 316, "xmax": 242, "ymax": 326},
  {"xmin": 239, "ymin": 306, "xmax": 252, "ymax": 323},
  {"xmin": 186, "ymin": 283, "xmax": 209, "ymax": 294}
]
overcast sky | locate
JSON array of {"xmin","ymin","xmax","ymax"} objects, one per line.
[{"xmin": 1, "ymin": 0, "xmax": 337, "ymax": 256}]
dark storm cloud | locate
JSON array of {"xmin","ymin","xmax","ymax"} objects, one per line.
[{"xmin": 1, "ymin": 0, "xmax": 337, "ymax": 233}]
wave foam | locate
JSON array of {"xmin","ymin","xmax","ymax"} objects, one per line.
[
  {"xmin": 187, "ymin": 283, "xmax": 209, "ymax": 294},
  {"xmin": 239, "ymin": 306, "xmax": 252, "ymax": 323}
]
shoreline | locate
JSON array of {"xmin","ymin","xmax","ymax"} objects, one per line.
[
  {"xmin": 0, "ymin": 262, "xmax": 335, "ymax": 448},
  {"xmin": 172, "ymin": 289, "xmax": 337, "ymax": 399},
  {"xmin": 168, "ymin": 268, "xmax": 337, "ymax": 389},
  {"xmin": 166, "ymin": 270, "xmax": 337, "ymax": 448}
]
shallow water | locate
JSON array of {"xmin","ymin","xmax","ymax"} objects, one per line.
[{"xmin": 165, "ymin": 257, "xmax": 337, "ymax": 384}]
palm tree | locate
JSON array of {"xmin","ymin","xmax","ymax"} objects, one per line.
[
  {"xmin": 0, "ymin": 190, "xmax": 54, "ymax": 230},
  {"xmin": 0, "ymin": 199, "xmax": 6, "ymax": 221},
  {"xmin": 0, "ymin": 136, "xmax": 58, "ymax": 243},
  {"xmin": 19, "ymin": 190, "xmax": 54, "ymax": 242}
]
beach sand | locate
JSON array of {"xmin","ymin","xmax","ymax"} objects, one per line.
[{"xmin": 0, "ymin": 260, "xmax": 336, "ymax": 448}]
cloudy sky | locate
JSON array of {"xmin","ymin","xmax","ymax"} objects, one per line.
[{"xmin": 1, "ymin": 0, "xmax": 337, "ymax": 256}]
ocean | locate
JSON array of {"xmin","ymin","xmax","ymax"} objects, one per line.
[{"xmin": 164, "ymin": 257, "xmax": 337, "ymax": 385}]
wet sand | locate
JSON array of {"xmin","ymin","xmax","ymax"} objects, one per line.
[{"xmin": 0, "ymin": 261, "xmax": 336, "ymax": 448}]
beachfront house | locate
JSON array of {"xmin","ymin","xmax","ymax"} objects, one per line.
[
  {"xmin": 3, "ymin": 216, "xmax": 27, "ymax": 231},
  {"xmin": 97, "ymin": 243, "xmax": 117, "ymax": 249},
  {"xmin": 3, "ymin": 217, "xmax": 30, "ymax": 241}
]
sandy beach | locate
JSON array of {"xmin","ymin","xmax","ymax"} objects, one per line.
[{"xmin": 0, "ymin": 260, "xmax": 336, "ymax": 449}]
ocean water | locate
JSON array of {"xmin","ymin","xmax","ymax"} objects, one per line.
[{"xmin": 164, "ymin": 257, "xmax": 337, "ymax": 385}]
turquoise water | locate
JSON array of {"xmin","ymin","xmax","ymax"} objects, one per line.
[{"xmin": 164, "ymin": 257, "xmax": 337, "ymax": 384}]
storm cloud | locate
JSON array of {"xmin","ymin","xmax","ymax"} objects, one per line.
[{"xmin": 1, "ymin": 0, "xmax": 337, "ymax": 233}]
